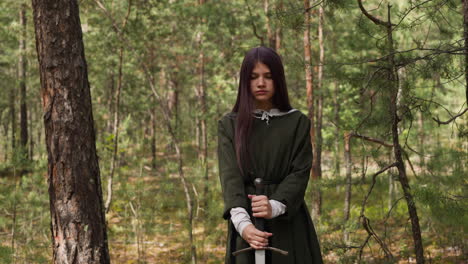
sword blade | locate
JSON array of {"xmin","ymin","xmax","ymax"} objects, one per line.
[
  {"xmin": 253, "ymin": 178, "xmax": 267, "ymax": 264},
  {"xmin": 255, "ymin": 249, "xmax": 265, "ymax": 264}
]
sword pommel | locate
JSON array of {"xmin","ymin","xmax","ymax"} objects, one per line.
[{"xmin": 254, "ymin": 178, "xmax": 264, "ymax": 195}]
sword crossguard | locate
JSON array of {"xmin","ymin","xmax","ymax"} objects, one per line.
[{"xmin": 232, "ymin": 246, "xmax": 289, "ymax": 256}]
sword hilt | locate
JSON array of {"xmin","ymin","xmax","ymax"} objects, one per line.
[
  {"xmin": 253, "ymin": 178, "xmax": 265, "ymax": 231},
  {"xmin": 231, "ymin": 177, "xmax": 289, "ymax": 257},
  {"xmin": 254, "ymin": 177, "xmax": 265, "ymax": 195}
]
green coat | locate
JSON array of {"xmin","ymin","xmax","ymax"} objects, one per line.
[{"xmin": 217, "ymin": 110, "xmax": 324, "ymax": 264}]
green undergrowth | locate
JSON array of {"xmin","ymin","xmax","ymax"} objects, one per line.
[{"xmin": 0, "ymin": 147, "xmax": 465, "ymax": 263}]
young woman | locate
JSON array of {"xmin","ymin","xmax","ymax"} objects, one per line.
[{"xmin": 217, "ymin": 46, "xmax": 324, "ymax": 264}]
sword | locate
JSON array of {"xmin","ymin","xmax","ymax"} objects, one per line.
[
  {"xmin": 254, "ymin": 177, "xmax": 266, "ymax": 264},
  {"xmin": 232, "ymin": 178, "xmax": 288, "ymax": 262}
]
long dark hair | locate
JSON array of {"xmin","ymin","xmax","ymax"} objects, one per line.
[{"xmin": 232, "ymin": 46, "xmax": 292, "ymax": 176}]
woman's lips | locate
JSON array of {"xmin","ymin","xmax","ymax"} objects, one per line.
[{"xmin": 255, "ymin": 90, "xmax": 267, "ymax": 95}]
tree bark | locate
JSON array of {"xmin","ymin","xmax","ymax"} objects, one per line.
[
  {"xmin": 105, "ymin": 0, "xmax": 131, "ymax": 213},
  {"xmin": 386, "ymin": 8, "xmax": 425, "ymax": 263},
  {"xmin": 31, "ymin": 0, "xmax": 110, "ymax": 262},
  {"xmin": 275, "ymin": 0, "xmax": 283, "ymax": 51},
  {"xmin": 333, "ymin": 81, "xmax": 340, "ymax": 177},
  {"xmin": 343, "ymin": 132, "xmax": 352, "ymax": 243},
  {"xmin": 303, "ymin": 0, "xmax": 316, "ymax": 183},
  {"xmin": 312, "ymin": 3, "xmax": 324, "ymax": 217},
  {"xmin": 315, "ymin": 5, "xmax": 324, "ymax": 178},
  {"xmin": 105, "ymin": 70, "xmax": 115, "ymax": 134},
  {"xmin": 388, "ymin": 152, "xmax": 395, "ymax": 212},
  {"xmin": 356, "ymin": 2, "xmax": 425, "ymax": 262},
  {"xmin": 464, "ymin": 0, "xmax": 468, "ymax": 103},
  {"xmin": 169, "ymin": 75, "xmax": 179, "ymax": 132},
  {"xmin": 264, "ymin": 0, "xmax": 276, "ymax": 49},
  {"xmin": 417, "ymin": 111, "xmax": 424, "ymax": 171},
  {"xmin": 105, "ymin": 45, "xmax": 124, "ymax": 213},
  {"xmin": 10, "ymin": 71, "xmax": 16, "ymax": 152},
  {"xmin": 150, "ymin": 101, "xmax": 157, "ymax": 169},
  {"xmin": 197, "ymin": 45, "xmax": 207, "ymax": 174},
  {"xmin": 343, "ymin": 133, "xmax": 352, "ymax": 220},
  {"xmin": 3, "ymin": 120, "xmax": 9, "ymax": 162},
  {"xmin": 28, "ymin": 101, "xmax": 34, "ymax": 160},
  {"xmin": 197, "ymin": 0, "xmax": 209, "ymax": 207},
  {"xmin": 19, "ymin": 3, "xmax": 29, "ymax": 162},
  {"xmin": 304, "ymin": 0, "xmax": 314, "ymax": 121}
]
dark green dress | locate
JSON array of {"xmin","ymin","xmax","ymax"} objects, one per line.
[{"xmin": 217, "ymin": 110, "xmax": 324, "ymax": 264}]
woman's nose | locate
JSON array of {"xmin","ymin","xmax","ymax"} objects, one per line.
[{"xmin": 258, "ymin": 77, "xmax": 265, "ymax": 86}]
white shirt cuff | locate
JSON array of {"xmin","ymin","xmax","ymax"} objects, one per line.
[
  {"xmin": 269, "ymin": 199, "xmax": 287, "ymax": 218},
  {"xmin": 230, "ymin": 200, "xmax": 287, "ymax": 235},
  {"xmin": 230, "ymin": 207, "xmax": 252, "ymax": 236}
]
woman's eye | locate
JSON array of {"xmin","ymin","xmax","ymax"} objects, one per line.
[
  {"xmin": 250, "ymin": 75, "xmax": 258, "ymax": 79},
  {"xmin": 265, "ymin": 75, "xmax": 272, "ymax": 79}
]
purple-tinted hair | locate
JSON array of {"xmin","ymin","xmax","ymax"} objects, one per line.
[{"xmin": 232, "ymin": 46, "xmax": 292, "ymax": 175}]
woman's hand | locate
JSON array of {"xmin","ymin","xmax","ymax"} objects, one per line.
[
  {"xmin": 241, "ymin": 224, "xmax": 273, "ymax": 249},
  {"xmin": 248, "ymin": 194, "xmax": 272, "ymax": 219}
]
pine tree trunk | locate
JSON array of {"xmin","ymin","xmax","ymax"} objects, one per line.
[
  {"xmin": 3, "ymin": 121, "xmax": 9, "ymax": 162},
  {"xmin": 28, "ymin": 102, "xmax": 34, "ymax": 160},
  {"xmin": 10, "ymin": 72, "xmax": 16, "ymax": 152},
  {"xmin": 303, "ymin": 2, "xmax": 317, "ymax": 206},
  {"xmin": 417, "ymin": 111, "xmax": 424, "ymax": 171},
  {"xmin": 312, "ymin": 4, "xmax": 324, "ymax": 217},
  {"xmin": 197, "ymin": 48, "xmax": 207, "ymax": 171},
  {"xmin": 31, "ymin": 0, "xmax": 110, "ymax": 262},
  {"xmin": 264, "ymin": 0, "xmax": 276, "ymax": 49},
  {"xmin": 106, "ymin": 71, "xmax": 115, "ymax": 134},
  {"xmin": 151, "ymin": 102, "xmax": 157, "ymax": 169},
  {"xmin": 11, "ymin": 173, "xmax": 18, "ymax": 264},
  {"xmin": 343, "ymin": 132, "xmax": 352, "ymax": 243},
  {"xmin": 385, "ymin": 6, "xmax": 425, "ymax": 264},
  {"xmin": 333, "ymin": 81, "xmax": 340, "ymax": 177},
  {"xmin": 196, "ymin": 0, "xmax": 209, "ymax": 207},
  {"xmin": 169, "ymin": 76, "xmax": 179, "ymax": 132},
  {"xmin": 195, "ymin": 115, "xmax": 200, "ymax": 150},
  {"xmin": 304, "ymin": 0, "xmax": 313, "ymax": 125},
  {"xmin": 464, "ymin": 0, "xmax": 468, "ymax": 103},
  {"xmin": 105, "ymin": 45, "xmax": 124, "ymax": 213},
  {"xmin": 357, "ymin": 2, "xmax": 425, "ymax": 261},
  {"xmin": 0, "ymin": 116, "xmax": 10, "ymax": 163},
  {"xmin": 388, "ymin": 152, "xmax": 395, "ymax": 212},
  {"xmin": 19, "ymin": 4, "xmax": 28, "ymax": 162},
  {"xmin": 37, "ymin": 113, "xmax": 42, "ymax": 158},
  {"xmin": 275, "ymin": 0, "xmax": 283, "ymax": 51}
]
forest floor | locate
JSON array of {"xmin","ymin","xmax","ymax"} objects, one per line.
[{"xmin": 0, "ymin": 163, "xmax": 466, "ymax": 263}]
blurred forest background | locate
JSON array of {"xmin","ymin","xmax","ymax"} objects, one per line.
[{"xmin": 0, "ymin": 0, "xmax": 467, "ymax": 263}]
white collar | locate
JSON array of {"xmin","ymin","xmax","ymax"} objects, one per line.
[{"xmin": 252, "ymin": 108, "xmax": 298, "ymax": 125}]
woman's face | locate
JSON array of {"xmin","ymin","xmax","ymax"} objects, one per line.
[{"xmin": 250, "ymin": 62, "xmax": 275, "ymax": 109}]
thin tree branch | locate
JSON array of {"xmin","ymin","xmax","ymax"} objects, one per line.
[
  {"xmin": 392, "ymin": 0, "xmax": 436, "ymax": 31},
  {"xmin": 315, "ymin": 45, "xmax": 465, "ymax": 68},
  {"xmin": 357, "ymin": 162, "xmax": 398, "ymax": 260},
  {"xmin": 359, "ymin": 215, "xmax": 394, "ymax": 260},
  {"xmin": 432, "ymin": 107, "xmax": 468, "ymax": 125},
  {"xmin": 245, "ymin": 0, "xmax": 264, "ymax": 45},
  {"xmin": 358, "ymin": 234, "xmax": 373, "ymax": 262},
  {"xmin": 357, "ymin": 0, "xmax": 393, "ymax": 27},
  {"xmin": 383, "ymin": 196, "xmax": 404, "ymax": 223},
  {"xmin": 402, "ymin": 149, "xmax": 418, "ymax": 178},
  {"xmin": 360, "ymin": 162, "xmax": 398, "ymax": 213},
  {"xmin": 304, "ymin": 0, "xmax": 323, "ymax": 13},
  {"xmin": 350, "ymin": 132, "xmax": 393, "ymax": 148}
]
